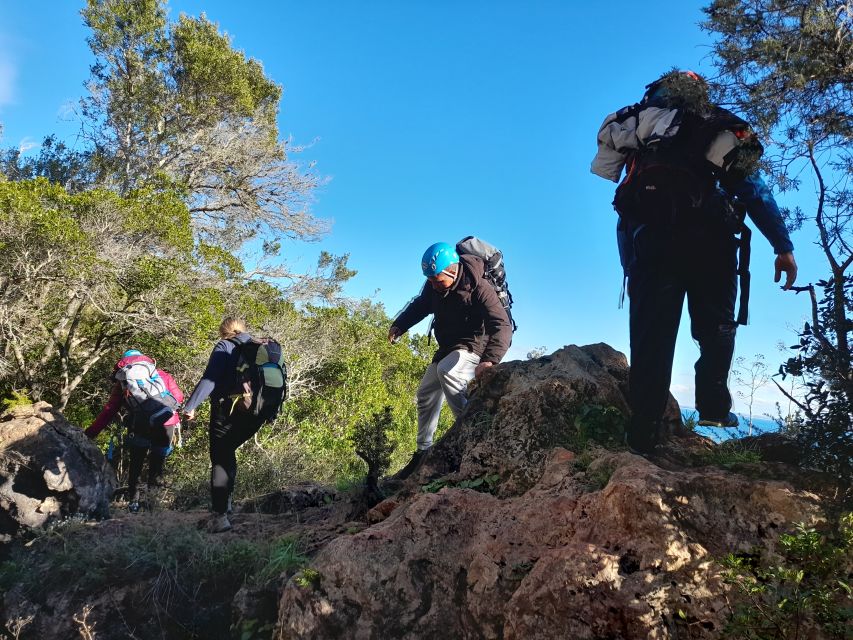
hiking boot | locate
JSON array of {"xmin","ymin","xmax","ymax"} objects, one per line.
[
  {"xmin": 624, "ymin": 430, "xmax": 658, "ymax": 456},
  {"xmin": 206, "ymin": 514, "xmax": 232, "ymax": 534},
  {"xmin": 697, "ymin": 412, "xmax": 739, "ymax": 428},
  {"xmin": 396, "ymin": 449, "xmax": 428, "ymax": 480}
]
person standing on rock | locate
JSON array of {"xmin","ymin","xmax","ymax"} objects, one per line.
[
  {"xmin": 182, "ymin": 317, "xmax": 266, "ymax": 533},
  {"xmin": 389, "ymin": 242, "xmax": 512, "ymax": 478},
  {"xmin": 591, "ymin": 70, "xmax": 797, "ymax": 454},
  {"xmin": 85, "ymin": 350, "xmax": 184, "ymax": 513}
]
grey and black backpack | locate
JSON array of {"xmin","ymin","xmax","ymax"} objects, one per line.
[{"xmin": 456, "ymin": 236, "xmax": 517, "ymax": 332}]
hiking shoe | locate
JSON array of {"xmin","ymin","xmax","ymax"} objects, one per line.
[
  {"xmin": 206, "ymin": 514, "xmax": 232, "ymax": 534},
  {"xmin": 697, "ymin": 412, "xmax": 739, "ymax": 428},
  {"xmin": 128, "ymin": 501, "xmax": 141, "ymax": 514},
  {"xmin": 624, "ymin": 431, "xmax": 658, "ymax": 456},
  {"xmin": 396, "ymin": 449, "xmax": 428, "ymax": 480}
]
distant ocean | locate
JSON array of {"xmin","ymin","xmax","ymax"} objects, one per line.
[{"xmin": 679, "ymin": 406, "xmax": 781, "ymax": 442}]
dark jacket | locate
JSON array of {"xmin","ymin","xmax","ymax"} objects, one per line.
[
  {"xmin": 392, "ymin": 255, "xmax": 512, "ymax": 364},
  {"xmin": 183, "ymin": 332, "xmax": 252, "ymax": 413},
  {"xmin": 615, "ymin": 170, "xmax": 794, "ymax": 275}
]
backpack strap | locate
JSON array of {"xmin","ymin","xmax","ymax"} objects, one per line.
[{"xmin": 736, "ymin": 226, "xmax": 752, "ymax": 326}]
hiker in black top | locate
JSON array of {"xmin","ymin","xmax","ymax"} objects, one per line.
[
  {"xmin": 591, "ymin": 70, "xmax": 798, "ymax": 454},
  {"xmin": 183, "ymin": 317, "xmax": 264, "ymax": 533}
]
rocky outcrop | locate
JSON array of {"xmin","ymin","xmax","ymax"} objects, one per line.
[
  {"xmin": 0, "ymin": 402, "xmax": 115, "ymax": 536},
  {"xmin": 276, "ymin": 344, "xmax": 822, "ymax": 640}
]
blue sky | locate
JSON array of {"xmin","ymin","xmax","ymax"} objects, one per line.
[{"xmin": 0, "ymin": 1, "xmax": 825, "ymax": 418}]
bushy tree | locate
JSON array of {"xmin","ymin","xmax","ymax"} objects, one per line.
[
  {"xmin": 0, "ymin": 178, "xmax": 194, "ymax": 409},
  {"xmin": 703, "ymin": 0, "xmax": 853, "ymax": 501},
  {"xmin": 80, "ymin": 0, "xmax": 350, "ymax": 299},
  {"xmin": 0, "ymin": 1, "xmax": 431, "ymax": 505},
  {"xmin": 352, "ymin": 406, "xmax": 396, "ymax": 498}
]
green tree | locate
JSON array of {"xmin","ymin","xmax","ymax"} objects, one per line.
[
  {"xmin": 703, "ymin": 0, "xmax": 853, "ymax": 500},
  {"xmin": 80, "ymin": 0, "xmax": 350, "ymax": 300},
  {"xmin": 0, "ymin": 178, "xmax": 195, "ymax": 409}
]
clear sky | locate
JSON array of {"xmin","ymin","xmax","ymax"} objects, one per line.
[{"xmin": 0, "ymin": 1, "xmax": 825, "ymax": 418}]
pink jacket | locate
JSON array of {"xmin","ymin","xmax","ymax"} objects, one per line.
[{"xmin": 85, "ymin": 355, "xmax": 184, "ymax": 439}]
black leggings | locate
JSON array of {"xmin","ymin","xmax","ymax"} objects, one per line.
[
  {"xmin": 209, "ymin": 400, "xmax": 264, "ymax": 514},
  {"xmin": 126, "ymin": 424, "xmax": 174, "ymax": 501}
]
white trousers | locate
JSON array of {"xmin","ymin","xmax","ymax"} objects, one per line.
[{"xmin": 416, "ymin": 349, "xmax": 480, "ymax": 450}]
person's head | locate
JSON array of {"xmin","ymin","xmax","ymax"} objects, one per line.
[
  {"xmin": 643, "ymin": 69, "xmax": 710, "ymax": 113},
  {"xmin": 218, "ymin": 316, "xmax": 247, "ymax": 339},
  {"xmin": 421, "ymin": 242, "xmax": 459, "ymax": 292}
]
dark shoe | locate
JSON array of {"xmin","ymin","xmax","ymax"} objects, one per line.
[
  {"xmin": 206, "ymin": 514, "xmax": 232, "ymax": 533},
  {"xmin": 396, "ymin": 449, "xmax": 428, "ymax": 480},
  {"xmin": 624, "ymin": 431, "xmax": 658, "ymax": 456},
  {"xmin": 697, "ymin": 412, "xmax": 739, "ymax": 428}
]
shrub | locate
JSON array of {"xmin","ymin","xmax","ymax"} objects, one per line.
[{"xmin": 720, "ymin": 514, "xmax": 853, "ymax": 639}]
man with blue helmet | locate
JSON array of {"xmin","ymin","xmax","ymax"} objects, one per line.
[{"xmin": 389, "ymin": 241, "xmax": 512, "ymax": 478}]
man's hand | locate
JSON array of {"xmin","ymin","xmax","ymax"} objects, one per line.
[
  {"xmin": 183, "ymin": 409, "xmax": 195, "ymax": 421},
  {"xmin": 474, "ymin": 361, "xmax": 494, "ymax": 377},
  {"xmin": 774, "ymin": 252, "xmax": 798, "ymax": 290},
  {"xmin": 388, "ymin": 326, "xmax": 403, "ymax": 344}
]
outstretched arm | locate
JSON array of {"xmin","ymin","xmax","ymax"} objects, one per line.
[
  {"xmin": 389, "ymin": 284, "xmax": 431, "ymax": 342},
  {"xmin": 84, "ymin": 383, "xmax": 123, "ymax": 439}
]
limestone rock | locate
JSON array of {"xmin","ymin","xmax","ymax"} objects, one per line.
[
  {"xmin": 276, "ymin": 344, "xmax": 823, "ymax": 640},
  {"xmin": 0, "ymin": 402, "xmax": 115, "ymax": 535}
]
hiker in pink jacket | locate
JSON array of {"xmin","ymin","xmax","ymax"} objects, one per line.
[{"xmin": 85, "ymin": 350, "xmax": 184, "ymax": 512}]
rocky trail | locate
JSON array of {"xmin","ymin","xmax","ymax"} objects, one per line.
[{"xmin": 0, "ymin": 344, "xmax": 836, "ymax": 640}]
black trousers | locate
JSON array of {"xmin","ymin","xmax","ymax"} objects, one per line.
[
  {"xmin": 209, "ymin": 400, "xmax": 265, "ymax": 514},
  {"xmin": 627, "ymin": 223, "xmax": 738, "ymax": 444},
  {"xmin": 126, "ymin": 424, "xmax": 174, "ymax": 501}
]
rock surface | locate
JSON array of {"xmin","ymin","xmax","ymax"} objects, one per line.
[
  {"xmin": 276, "ymin": 344, "xmax": 823, "ymax": 639},
  {"xmin": 0, "ymin": 402, "xmax": 115, "ymax": 536},
  {"xmin": 0, "ymin": 345, "xmax": 827, "ymax": 640}
]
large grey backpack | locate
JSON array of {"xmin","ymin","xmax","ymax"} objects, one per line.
[{"xmin": 455, "ymin": 236, "xmax": 517, "ymax": 331}]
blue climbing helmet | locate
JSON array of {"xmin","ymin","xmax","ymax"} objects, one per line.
[{"xmin": 421, "ymin": 242, "xmax": 459, "ymax": 277}]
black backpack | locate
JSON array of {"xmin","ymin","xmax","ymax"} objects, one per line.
[
  {"xmin": 455, "ymin": 236, "xmax": 517, "ymax": 332},
  {"xmin": 229, "ymin": 337, "xmax": 288, "ymax": 422},
  {"xmin": 613, "ymin": 107, "xmax": 761, "ymax": 227}
]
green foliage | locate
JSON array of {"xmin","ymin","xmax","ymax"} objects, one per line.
[
  {"xmin": 0, "ymin": 135, "xmax": 94, "ymax": 192},
  {"xmin": 573, "ymin": 449, "xmax": 616, "ymax": 492},
  {"xmin": 421, "ymin": 473, "xmax": 501, "ymax": 494},
  {"xmin": 681, "ymin": 409, "xmax": 698, "ymax": 432},
  {"xmin": 0, "ymin": 390, "xmax": 32, "ymax": 414},
  {"xmin": 0, "ymin": 519, "xmax": 307, "ymax": 637},
  {"xmin": 352, "ymin": 406, "xmax": 396, "ymax": 484},
  {"xmin": 0, "ymin": 0, "xmax": 434, "ymax": 513},
  {"xmin": 172, "ymin": 14, "xmax": 281, "ymax": 130},
  {"xmin": 779, "ymin": 288, "xmax": 853, "ymax": 504},
  {"xmin": 699, "ymin": 440, "xmax": 762, "ymax": 469},
  {"xmin": 703, "ymin": 0, "xmax": 853, "ymax": 505},
  {"xmin": 294, "ymin": 568, "xmax": 321, "ymax": 589},
  {"xmin": 284, "ymin": 304, "xmax": 445, "ymax": 482},
  {"xmin": 720, "ymin": 514, "xmax": 853, "ymax": 639},
  {"xmin": 574, "ymin": 404, "xmax": 627, "ymax": 450},
  {"xmin": 0, "ymin": 178, "xmax": 197, "ymax": 408},
  {"xmin": 257, "ymin": 536, "xmax": 307, "ymax": 582}
]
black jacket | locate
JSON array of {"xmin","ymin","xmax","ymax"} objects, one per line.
[{"xmin": 393, "ymin": 255, "xmax": 512, "ymax": 364}]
